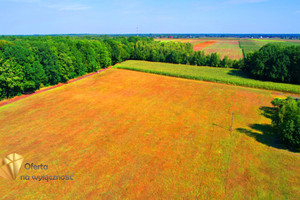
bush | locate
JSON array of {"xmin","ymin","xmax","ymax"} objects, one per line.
[{"xmin": 271, "ymin": 97, "xmax": 300, "ymax": 149}]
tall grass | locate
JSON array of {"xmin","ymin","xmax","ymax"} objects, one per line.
[{"xmin": 115, "ymin": 60, "xmax": 300, "ymax": 94}]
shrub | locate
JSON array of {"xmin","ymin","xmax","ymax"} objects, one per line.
[{"xmin": 271, "ymin": 97, "xmax": 300, "ymax": 149}]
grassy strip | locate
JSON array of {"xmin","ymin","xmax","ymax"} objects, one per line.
[
  {"xmin": 115, "ymin": 60, "xmax": 300, "ymax": 94},
  {"xmin": 239, "ymin": 40, "xmax": 264, "ymax": 55}
]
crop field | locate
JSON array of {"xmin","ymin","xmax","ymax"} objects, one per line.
[
  {"xmin": 156, "ymin": 38, "xmax": 202, "ymax": 43},
  {"xmin": 239, "ymin": 39, "xmax": 300, "ymax": 56},
  {"xmin": 193, "ymin": 41, "xmax": 217, "ymax": 51},
  {"xmin": 239, "ymin": 40, "xmax": 271, "ymax": 55},
  {"xmin": 0, "ymin": 67, "xmax": 299, "ymax": 199},
  {"xmin": 156, "ymin": 38, "xmax": 300, "ymax": 60},
  {"xmin": 201, "ymin": 40, "xmax": 243, "ymax": 60},
  {"xmin": 155, "ymin": 38, "xmax": 209, "ymax": 46},
  {"xmin": 115, "ymin": 60, "xmax": 300, "ymax": 94},
  {"xmin": 157, "ymin": 39, "xmax": 243, "ymax": 59}
]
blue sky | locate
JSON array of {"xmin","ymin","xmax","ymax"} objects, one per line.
[{"xmin": 0, "ymin": 0, "xmax": 299, "ymax": 35}]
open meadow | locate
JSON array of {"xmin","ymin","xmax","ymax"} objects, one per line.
[
  {"xmin": 1, "ymin": 0, "xmax": 299, "ymax": 198},
  {"xmin": 0, "ymin": 67, "xmax": 299, "ymax": 199}
]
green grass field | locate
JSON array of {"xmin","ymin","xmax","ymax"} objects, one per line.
[
  {"xmin": 115, "ymin": 60, "xmax": 300, "ymax": 94},
  {"xmin": 239, "ymin": 40, "xmax": 268, "ymax": 55},
  {"xmin": 239, "ymin": 39, "xmax": 300, "ymax": 56}
]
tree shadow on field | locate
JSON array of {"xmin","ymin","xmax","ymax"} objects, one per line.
[
  {"xmin": 259, "ymin": 106, "xmax": 276, "ymax": 120},
  {"xmin": 227, "ymin": 69, "xmax": 276, "ymax": 83},
  {"xmin": 236, "ymin": 124, "xmax": 284, "ymax": 150},
  {"xmin": 212, "ymin": 123, "xmax": 228, "ymax": 129},
  {"xmin": 227, "ymin": 70, "xmax": 253, "ymax": 80},
  {"xmin": 236, "ymin": 106, "xmax": 296, "ymax": 152}
]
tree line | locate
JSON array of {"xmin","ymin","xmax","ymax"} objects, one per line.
[
  {"xmin": 0, "ymin": 36, "xmax": 114, "ymax": 99},
  {"xmin": 0, "ymin": 35, "xmax": 241, "ymax": 100},
  {"xmin": 244, "ymin": 44, "xmax": 300, "ymax": 84},
  {"xmin": 0, "ymin": 35, "xmax": 299, "ymax": 100}
]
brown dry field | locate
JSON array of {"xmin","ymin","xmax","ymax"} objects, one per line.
[
  {"xmin": 0, "ymin": 69, "xmax": 299, "ymax": 199},
  {"xmin": 193, "ymin": 41, "xmax": 217, "ymax": 51}
]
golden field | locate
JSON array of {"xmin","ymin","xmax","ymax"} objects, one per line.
[{"xmin": 0, "ymin": 68, "xmax": 299, "ymax": 199}]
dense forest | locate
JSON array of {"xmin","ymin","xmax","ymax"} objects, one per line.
[{"xmin": 0, "ymin": 35, "xmax": 299, "ymax": 100}]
